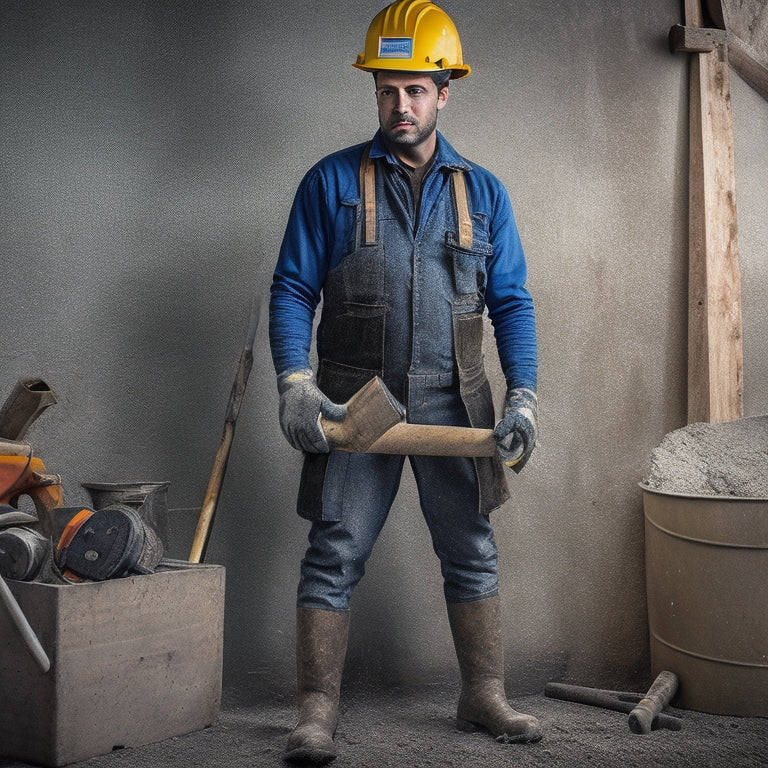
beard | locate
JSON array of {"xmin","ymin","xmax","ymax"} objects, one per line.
[{"xmin": 381, "ymin": 109, "xmax": 438, "ymax": 150}]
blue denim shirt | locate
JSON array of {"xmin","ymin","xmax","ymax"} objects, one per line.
[{"xmin": 269, "ymin": 130, "xmax": 537, "ymax": 391}]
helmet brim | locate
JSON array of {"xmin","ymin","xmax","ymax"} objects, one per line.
[{"xmin": 352, "ymin": 59, "xmax": 471, "ymax": 79}]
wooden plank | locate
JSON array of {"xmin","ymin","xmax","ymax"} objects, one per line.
[
  {"xmin": 669, "ymin": 23, "xmax": 726, "ymax": 53},
  {"xmin": 686, "ymin": 9, "xmax": 744, "ymax": 423},
  {"xmin": 686, "ymin": 0, "xmax": 703, "ymax": 27}
]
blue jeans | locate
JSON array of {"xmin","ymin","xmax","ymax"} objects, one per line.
[{"xmin": 296, "ymin": 376, "xmax": 500, "ymax": 610}]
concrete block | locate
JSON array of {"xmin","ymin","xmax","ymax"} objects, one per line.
[{"xmin": 0, "ymin": 561, "xmax": 225, "ymax": 767}]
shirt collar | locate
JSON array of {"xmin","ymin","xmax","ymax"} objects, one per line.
[{"xmin": 369, "ymin": 130, "xmax": 473, "ymax": 173}]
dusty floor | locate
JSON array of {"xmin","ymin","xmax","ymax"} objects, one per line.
[{"xmin": 2, "ymin": 681, "xmax": 767, "ymax": 768}]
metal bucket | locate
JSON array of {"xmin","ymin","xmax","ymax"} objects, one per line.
[
  {"xmin": 82, "ymin": 481, "xmax": 170, "ymax": 549},
  {"xmin": 642, "ymin": 485, "xmax": 768, "ymax": 716}
]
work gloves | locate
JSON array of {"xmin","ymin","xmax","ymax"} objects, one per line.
[
  {"xmin": 277, "ymin": 369, "xmax": 346, "ymax": 453},
  {"xmin": 494, "ymin": 387, "xmax": 538, "ymax": 473}
]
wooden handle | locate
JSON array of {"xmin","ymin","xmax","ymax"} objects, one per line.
[
  {"xmin": 366, "ymin": 422, "xmax": 496, "ymax": 457},
  {"xmin": 189, "ymin": 298, "xmax": 259, "ymax": 563},
  {"xmin": 320, "ymin": 377, "xmax": 500, "ymax": 458}
]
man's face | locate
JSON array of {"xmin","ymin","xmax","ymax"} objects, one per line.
[{"xmin": 375, "ymin": 71, "xmax": 448, "ymax": 154}]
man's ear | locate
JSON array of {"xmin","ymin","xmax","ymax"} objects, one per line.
[{"xmin": 437, "ymin": 85, "xmax": 449, "ymax": 110}]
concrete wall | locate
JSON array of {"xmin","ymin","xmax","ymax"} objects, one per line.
[{"xmin": 3, "ymin": 0, "xmax": 767, "ymax": 695}]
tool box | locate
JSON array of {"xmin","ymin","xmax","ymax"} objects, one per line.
[{"xmin": 0, "ymin": 560, "xmax": 225, "ymax": 767}]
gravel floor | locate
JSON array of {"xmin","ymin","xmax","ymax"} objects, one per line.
[{"xmin": 2, "ymin": 681, "xmax": 767, "ymax": 768}]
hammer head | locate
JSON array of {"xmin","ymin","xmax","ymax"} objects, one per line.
[{"xmin": 321, "ymin": 377, "xmax": 405, "ymax": 452}]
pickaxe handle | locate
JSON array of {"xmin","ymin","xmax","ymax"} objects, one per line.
[{"xmin": 189, "ymin": 297, "xmax": 259, "ymax": 564}]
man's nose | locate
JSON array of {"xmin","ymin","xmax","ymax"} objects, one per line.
[{"xmin": 394, "ymin": 90, "xmax": 410, "ymax": 112}]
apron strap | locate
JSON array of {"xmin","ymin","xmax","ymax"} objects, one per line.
[
  {"xmin": 451, "ymin": 170, "xmax": 473, "ymax": 249},
  {"xmin": 359, "ymin": 143, "xmax": 377, "ymax": 245},
  {"xmin": 359, "ymin": 146, "xmax": 473, "ymax": 249}
]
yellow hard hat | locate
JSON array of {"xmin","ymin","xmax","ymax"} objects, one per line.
[{"xmin": 353, "ymin": 0, "xmax": 470, "ymax": 80}]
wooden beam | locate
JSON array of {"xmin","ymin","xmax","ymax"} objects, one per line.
[
  {"xmin": 669, "ymin": 23, "xmax": 726, "ymax": 53},
  {"xmin": 670, "ymin": 24, "xmax": 768, "ymax": 101},
  {"xmin": 727, "ymin": 29, "xmax": 768, "ymax": 101},
  {"xmin": 685, "ymin": 5, "xmax": 744, "ymax": 423}
]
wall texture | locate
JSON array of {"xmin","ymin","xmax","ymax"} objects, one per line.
[{"xmin": 2, "ymin": 0, "xmax": 767, "ymax": 696}]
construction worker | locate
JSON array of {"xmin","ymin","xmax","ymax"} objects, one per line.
[{"xmin": 269, "ymin": 1, "xmax": 540, "ymax": 763}]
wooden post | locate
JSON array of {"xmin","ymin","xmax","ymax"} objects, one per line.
[{"xmin": 685, "ymin": 0, "xmax": 744, "ymax": 423}]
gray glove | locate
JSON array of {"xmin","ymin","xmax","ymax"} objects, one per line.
[
  {"xmin": 277, "ymin": 369, "xmax": 346, "ymax": 453},
  {"xmin": 493, "ymin": 387, "xmax": 538, "ymax": 473}
]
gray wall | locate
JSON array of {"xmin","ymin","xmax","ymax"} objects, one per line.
[{"xmin": 3, "ymin": 0, "xmax": 767, "ymax": 695}]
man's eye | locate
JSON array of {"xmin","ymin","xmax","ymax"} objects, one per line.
[{"xmin": 407, "ymin": 88, "xmax": 426, "ymax": 97}]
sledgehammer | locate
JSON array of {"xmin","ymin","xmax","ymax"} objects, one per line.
[{"xmin": 320, "ymin": 376, "xmax": 523, "ymax": 463}]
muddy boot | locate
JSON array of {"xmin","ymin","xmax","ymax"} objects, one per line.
[
  {"xmin": 284, "ymin": 606, "xmax": 350, "ymax": 765},
  {"xmin": 446, "ymin": 596, "xmax": 543, "ymax": 744}
]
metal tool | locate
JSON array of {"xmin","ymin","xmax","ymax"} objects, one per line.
[
  {"xmin": 545, "ymin": 672, "xmax": 682, "ymax": 733},
  {"xmin": 0, "ymin": 573, "xmax": 50, "ymax": 673}
]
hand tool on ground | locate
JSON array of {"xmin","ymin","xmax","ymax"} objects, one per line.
[
  {"xmin": 189, "ymin": 297, "xmax": 260, "ymax": 563},
  {"xmin": 319, "ymin": 376, "xmax": 524, "ymax": 464},
  {"xmin": 627, "ymin": 669, "xmax": 679, "ymax": 734},
  {"xmin": 545, "ymin": 672, "xmax": 682, "ymax": 732},
  {"xmin": 0, "ymin": 572, "xmax": 50, "ymax": 673}
]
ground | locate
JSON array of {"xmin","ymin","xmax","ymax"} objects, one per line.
[{"xmin": 2, "ymin": 682, "xmax": 767, "ymax": 768}]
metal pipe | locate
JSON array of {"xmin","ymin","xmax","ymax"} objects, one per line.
[{"xmin": 0, "ymin": 574, "xmax": 50, "ymax": 673}]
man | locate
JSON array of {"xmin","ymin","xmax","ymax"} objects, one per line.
[{"xmin": 269, "ymin": 1, "xmax": 540, "ymax": 764}]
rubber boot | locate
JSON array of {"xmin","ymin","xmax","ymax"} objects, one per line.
[
  {"xmin": 284, "ymin": 606, "xmax": 350, "ymax": 765},
  {"xmin": 447, "ymin": 596, "xmax": 543, "ymax": 744}
]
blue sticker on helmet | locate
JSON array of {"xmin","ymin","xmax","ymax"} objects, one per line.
[{"xmin": 378, "ymin": 37, "xmax": 413, "ymax": 59}]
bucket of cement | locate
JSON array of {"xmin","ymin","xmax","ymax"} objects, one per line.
[{"xmin": 642, "ymin": 416, "xmax": 768, "ymax": 717}]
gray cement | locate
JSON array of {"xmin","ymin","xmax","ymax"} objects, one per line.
[{"xmin": 644, "ymin": 416, "xmax": 768, "ymax": 498}]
